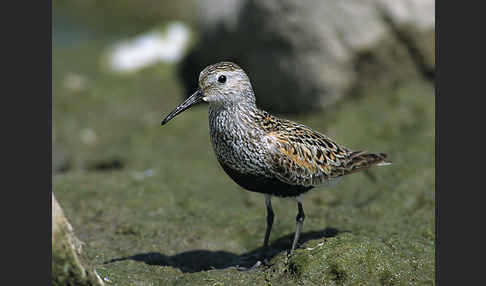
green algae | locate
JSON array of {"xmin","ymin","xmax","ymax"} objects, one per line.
[
  {"xmin": 286, "ymin": 232, "xmax": 434, "ymax": 285},
  {"xmin": 53, "ymin": 77, "xmax": 434, "ymax": 284}
]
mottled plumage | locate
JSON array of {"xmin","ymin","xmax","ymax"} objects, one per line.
[{"xmin": 161, "ymin": 61, "xmax": 390, "ymax": 255}]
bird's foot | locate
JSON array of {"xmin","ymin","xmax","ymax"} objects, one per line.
[
  {"xmin": 235, "ymin": 248, "xmax": 277, "ymax": 271},
  {"xmin": 287, "ymin": 244, "xmax": 302, "ymax": 256}
]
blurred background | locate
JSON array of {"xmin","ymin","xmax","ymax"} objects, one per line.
[{"xmin": 53, "ymin": 0, "xmax": 434, "ymax": 284}]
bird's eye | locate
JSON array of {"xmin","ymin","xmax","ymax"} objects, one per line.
[{"xmin": 218, "ymin": 75, "xmax": 227, "ymax": 83}]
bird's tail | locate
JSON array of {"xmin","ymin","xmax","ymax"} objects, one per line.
[{"xmin": 344, "ymin": 151, "xmax": 391, "ymax": 175}]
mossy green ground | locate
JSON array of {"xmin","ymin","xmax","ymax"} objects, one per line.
[{"xmin": 53, "ymin": 4, "xmax": 435, "ymax": 285}]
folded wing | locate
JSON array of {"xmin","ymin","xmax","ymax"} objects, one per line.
[{"xmin": 263, "ymin": 120, "xmax": 389, "ymax": 187}]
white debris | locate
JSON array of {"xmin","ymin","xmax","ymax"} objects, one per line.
[
  {"xmin": 80, "ymin": 129, "xmax": 98, "ymax": 145},
  {"xmin": 306, "ymin": 242, "xmax": 325, "ymax": 251},
  {"xmin": 134, "ymin": 169, "xmax": 155, "ymax": 180},
  {"xmin": 63, "ymin": 72, "xmax": 87, "ymax": 92},
  {"xmin": 105, "ymin": 21, "xmax": 191, "ymax": 73}
]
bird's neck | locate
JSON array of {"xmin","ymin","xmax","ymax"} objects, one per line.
[
  {"xmin": 209, "ymin": 101, "xmax": 262, "ymax": 135},
  {"xmin": 208, "ymin": 101, "xmax": 268, "ymax": 170}
]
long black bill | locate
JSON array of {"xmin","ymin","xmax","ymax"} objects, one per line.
[{"xmin": 161, "ymin": 90, "xmax": 204, "ymax": 125}]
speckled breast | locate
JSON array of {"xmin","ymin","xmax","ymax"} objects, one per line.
[{"xmin": 208, "ymin": 107, "xmax": 269, "ymax": 177}]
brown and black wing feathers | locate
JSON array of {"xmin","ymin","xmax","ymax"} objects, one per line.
[{"xmin": 261, "ymin": 115, "xmax": 390, "ymax": 187}]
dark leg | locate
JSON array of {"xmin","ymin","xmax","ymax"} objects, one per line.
[
  {"xmin": 237, "ymin": 195, "xmax": 274, "ymax": 272},
  {"xmin": 263, "ymin": 194, "xmax": 274, "ymax": 248},
  {"xmin": 291, "ymin": 199, "xmax": 305, "ymax": 252}
]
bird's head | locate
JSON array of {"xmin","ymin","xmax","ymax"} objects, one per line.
[{"xmin": 161, "ymin": 61, "xmax": 255, "ymax": 125}]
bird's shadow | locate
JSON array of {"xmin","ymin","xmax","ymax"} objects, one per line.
[{"xmin": 103, "ymin": 227, "xmax": 347, "ymax": 273}]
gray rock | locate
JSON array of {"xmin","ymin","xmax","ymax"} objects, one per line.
[
  {"xmin": 52, "ymin": 193, "xmax": 104, "ymax": 286},
  {"xmin": 179, "ymin": 0, "xmax": 434, "ymax": 114}
]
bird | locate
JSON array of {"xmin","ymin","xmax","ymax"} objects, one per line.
[{"xmin": 161, "ymin": 61, "xmax": 391, "ymax": 254}]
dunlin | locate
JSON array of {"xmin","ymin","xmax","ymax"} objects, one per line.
[{"xmin": 162, "ymin": 61, "xmax": 390, "ymax": 253}]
